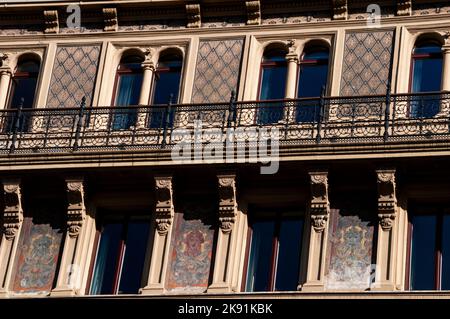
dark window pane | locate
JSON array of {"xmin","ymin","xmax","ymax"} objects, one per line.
[
  {"xmin": 149, "ymin": 64, "xmax": 181, "ymax": 128},
  {"xmin": 246, "ymin": 220, "xmax": 275, "ymax": 292},
  {"xmin": 411, "ymin": 57, "xmax": 442, "ymax": 118},
  {"xmin": 275, "ymin": 219, "xmax": 303, "ymax": 291},
  {"xmin": 441, "ymin": 215, "xmax": 450, "ymax": 290},
  {"xmin": 90, "ymin": 223, "xmax": 123, "ymax": 295},
  {"xmin": 10, "ymin": 77, "xmax": 38, "ymax": 109},
  {"xmin": 296, "ymin": 63, "xmax": 328, "ymax": 122},
  {"xmin": 113, "ymin": 73, "xmax": 143, "ymax": 130},
  {"xmin": 260, "ymin": 66, "xmax": 287, "ymax": 101},
  {"xmin": 118, "ymin": 221, "xmax": 150, "ymax": 294},
  {"xmin": 410, "ymin": 215, "xmax": 437, "ymax": 290},
  {"xmin": 414, "ymin": 45, "xmax": 442, "ymax": 55}
]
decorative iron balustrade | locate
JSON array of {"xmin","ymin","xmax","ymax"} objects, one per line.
[{"xmin": 1, "ymin": 91, "xmax": 450, "ymax": 155}]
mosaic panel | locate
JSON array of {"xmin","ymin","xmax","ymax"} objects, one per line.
[
  {"xmin": 11, "ymin": 207, "xmax": 64, "ymax": 294},
  {"xmin": 325, "ymin": 207, "xmax": 376, "ymax": 290},
  {"xmin": 191, "ymin": 39, "xmax": 244, "ymax": 103},
  {"xmin": 47, "ymin": 45, "xmax": 101, "ymax": 108},
  {"xmin": 166, "ymin": 201, "xmax": 216, "ymax": 293},
  {"xmin": 340, "ymin": 31, "xmax": 394, "ymax": 96}
]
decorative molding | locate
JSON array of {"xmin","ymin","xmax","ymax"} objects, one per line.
[
  {"xmin": 2, "ymin": 180, "xmax": 23, "ymax": 241},
  {"xmin": 217, "ymin": 174, "xmax": 237, "ymax": 233},
  {"xmin": 186, "ymin": 3, "xmax": 201, "ymax": 28},
  {"xmin": 44, "ymin": 10, "xmax": 59, "ymax": 34},
  {"xmin": 286, "ymin": 39, "xmax": 298, "ymax": 62},
  {"xmin": 103, "ymin": 7, "xmax": 118, "ymax": 32},
  {"xmin": 0, "ymin": 53, "xmax": 9, "ymax": 68},
  {"xmin": 309, "ymin": 171, "xmax": 329, "ymax": 232},
  {"xmin": 376, "ymin": 169, "xmax": 397, "ymax": 231},
  {"xmin": 246, "ymin": 1, "xmax": 261, "ymax": 25},
  {"xmin": 332, "ymin": 0, "xmax": 347, "ymax": 20},
  {"xmin": 397, "ymin": 0, "xmax": 412, "ymax": 16},
  {"xmin": 66, "ymin": 179, "xmax": 86, "ymax": 237},
  {"xmin": 154, "ymin": 176, "xmax": 174, "ymax": 235}
]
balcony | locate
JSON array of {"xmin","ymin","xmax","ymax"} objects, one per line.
[{"xmin": 0, "ymin": 91, "xmax": 449, "ymax": 166}]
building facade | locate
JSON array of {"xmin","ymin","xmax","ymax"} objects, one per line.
[{"xmin": 0, "ymin": 0, "xmax": 450, "ymax": 298}]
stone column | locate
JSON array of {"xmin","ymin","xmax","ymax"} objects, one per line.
[
  {"xmin": 371, "ymin": 169, "xmax": 397, "ymax": 291},
  {"xmin": 284, "ymin": 41, "xmax": 299, "ymax": 123},
  {"xmin": 0, "ymin": 179, "xmax": 23, "ymax": 297},
  {"xmin": 208, "ymin": 173, "xmax": 238, "ymax": 293},
  {"xmin": 0, "ymin": 66, "xmax": 12, "ymax": 110},
  {"xmin": 301, "ymin": 171, "xmax": 330, "ymax": 292},
  {"xmin": 51, "ymin": 178, "xmax": 87, "ymax": 296},
  {"xmin": 136, "ymin": 59, "xmax": 155, "ymax": 128},
  {"xmin": 141, "ymin": 175, "xmax": 174, "ymax": 295},
  {"xmin": 441, "ymin": 45, "xmax": 450, "ymax": 91}
]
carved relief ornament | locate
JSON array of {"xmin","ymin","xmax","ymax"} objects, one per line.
[
  {"xmin": 332, "ymin": 0, "xmax": 348, "ymax": 20},
  {"xmin": 66, "ymin": 179, "xmax": 86, "ymax": 237},
  {"xmin": 186, "ymin": 4, "xmax": 201, "ymax": 28},
  {"xmin": 376, "ymin": 169, "xmax": 397, "ymax": 231},
  {"xmin": 154, "ymin": 176, "xmax": 174, "ymax": 235},
  {"xmin": 44, "ymin": 10, "xmax": 59, "ymax": 34},
  {"xmin": 309, "ymin": 171, "xmax": 330, "ymax": 232},
  {"xmin": 397, "ymin": 0, "xmax": 412, "ymax": 16},
  {"xmin": 246, "ymin": 1, "xmax": 261, "ymax": 25},
  {"xmin": 103, "ymin": 8, "xmax": 118, "ymax": 32},
  {"xmin": 217, "ymin": 174, "xmax": 237, "ymax": 233},
  {"xmin": 2, "ymin": 180, "xmax": 23, "ymax": 240}
]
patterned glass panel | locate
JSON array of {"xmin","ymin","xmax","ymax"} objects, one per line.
[
  {"xmin": 11, "ymin": 206, "xmax": 64, "ymax": 294},
  {"xmin": 166, "ymin": 201, "xmax": 216, "ymax": 293},
  {"xmin": 340, "ymin": 31, "xmax": 394, "ymax": 96},
  {"xmin": 191, "ymin": 39, "xmax": 244, "ymax": 103},
  {"xmin": 47, "ymin": 45, "xmax": 101, "ymax": 108}
]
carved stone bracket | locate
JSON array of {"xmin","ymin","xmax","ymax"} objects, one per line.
[
  {"xmin": 376, "ymin": 169, "xmax": 397, "ymax": 231},
  {"xmin": 103, "ymin": 7, "xmax": 118, "ymax": 32},
  {"xmin": 309, "ymin": 171, "xmax": 330, "ymax": 232},
  {"xmin": 154, "ymin": 176, "xmax": 174, "ymax": 235},
  {"xmin": 44, "ymin": 10, "xmax": 59, "ymax": 34},
  {"xmin": 332, "ymin": 0, "xmax": 348, "ymax": 20},
  {"xmin": 2, "ymin": 180, "xmax": 23, "ymax": 241},
  {"xmin": 66, "ymin": 179, "xmax": 86, "ymax": 238},
  {"xmin": 397, "ymin": 0, "xmax": 412, "ymax": 16},
  {"xmin": 286, "ymin": 40, "xmax": 299, "ymax": 63},
  {"xmin": 186, "ymin": 4, "xmax": 201, "ymax": 28},
  {"xmin": 217, "ymin": 174, "xmax": 237, "ymax": 233},
  {"xmin": 246, "ymin": 1, "xmax": 261, "ymax": 25}
]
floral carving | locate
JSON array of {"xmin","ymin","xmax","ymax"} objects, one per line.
[
  {"xmin": 311, "ymin": 214, "xmax": 328, "ymax": 232},
  {"xmin": 103, "ymin": 8, "xmax": 118, "ymax": 32},
  {"xmin": 3, "ymin": 180, "xmax": 23, "ymax": 240},
  {"xmin": 379, "ymin": 213, "xmax": 396, "ymax": 231}
]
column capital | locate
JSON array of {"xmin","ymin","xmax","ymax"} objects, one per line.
[
  {"xmin": 154, "ymin": 175, "xmax": 174, "ymax": 235},
  {"xmin": 65, "ymin": 178, "xmax": 86, "ymax": 238},
  {"xmin": 2, "ymin": 179, "xmax": 23, "ymax": 241},
  {"xmin": 141, "ymin": 60, "xmax": 155, "ymax": 71},
  {"xmin": 442, "ymin": 44, "xmax": 450, "ymax": 54},
  {"xmin": 0, "ymin": 66, "xmax": 12, "ymax": 76},
  {"xmin": 286, "ymin": 52, "xmax": 299, "ymax": 63},
  {"xmin": 217, "ymin": 173, "xmax": 237, "ymax": 233}
]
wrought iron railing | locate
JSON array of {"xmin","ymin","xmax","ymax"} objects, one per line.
[{"xmin": 1, "ymin": 91, "xmax": 450, "ymax": 155}]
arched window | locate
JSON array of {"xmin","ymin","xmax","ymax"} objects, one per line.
[
  {"xmin": 296, "ymin": 46, "xmax": 329, "ymax": 122},
  {"xmin": 112, "ymin": 54, "xmax": 144, "ymax": 130},
  {"xmin": 8, "ymin": 57, "xmax": 40, "ymax": 109},
  {"xmin": 149, "ymin": 52, "xmax": 183, "ymax": 128},
  {"xmin": 6, "ymin": 57, "xmax": 40, "ymax": 132},
  {"xmin": 410, "ymin": 41, "xmax": 443, "ymax": 118},
  {"xmin": 257, "ymin": 48, "xmax": 288, "ymax": 124}
]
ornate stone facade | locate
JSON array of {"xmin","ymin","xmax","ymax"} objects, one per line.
[
  {"xmin": 2, "ymin": 180, "xmax": 23, "ymax": 241},
  {"xmin": 154, "ymin": 176, "xmax": 174, "ymax": 235},
  {"xmin": 309, "ymin": 172, "xmax": 330, "ymax": 232},
  {"xmin": 66, "ymin": 179, "xmax": 86, "ymax": 237},
  {"xmin": 217, "ymin": 174, "xmax": 237, "ymax": 233},
  {"xmin": 376, "ymin": 169, "xmax": 397, "ymax": 231}
]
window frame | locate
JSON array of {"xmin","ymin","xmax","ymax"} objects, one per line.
[
  {"xmin": 87, "ymin": 212, "xmax": 152, "ymax": 295},
  {"xmin": 242, "ymin": 210, "xmax": 304, "ymax": 292},
  {"xmin": 406, "ymin": 204, "xmax": 450, "ymax": 291},
  {"xmin": 7, "ymin": 58, "xmax": 41, "ymax": 110}
]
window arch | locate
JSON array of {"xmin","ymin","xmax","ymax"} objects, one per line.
[
  {"xmin": 112, "ymin": 53, "xmax": 144, "ymax": 130},
  {"xmin": 8, "ymin": 56, "xmax": 40, "ymax": 110},
  {"xmin": 6, "ymin": 55, "xmax": 41, "ymax": 132},
  {"xmin": 149, "ymin": 50, "xmax": 183, "ymax": 128},
  {"xmin": 257, "ymin": 47, "xmax": 288, "ymax": 124},
  {"xmin": 410, "ymin": 39, "xmax": 443, "ymax": 118},
  {"xmin": 296, "ymin": 45, "xmax": 329, "ymax": 122}
]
